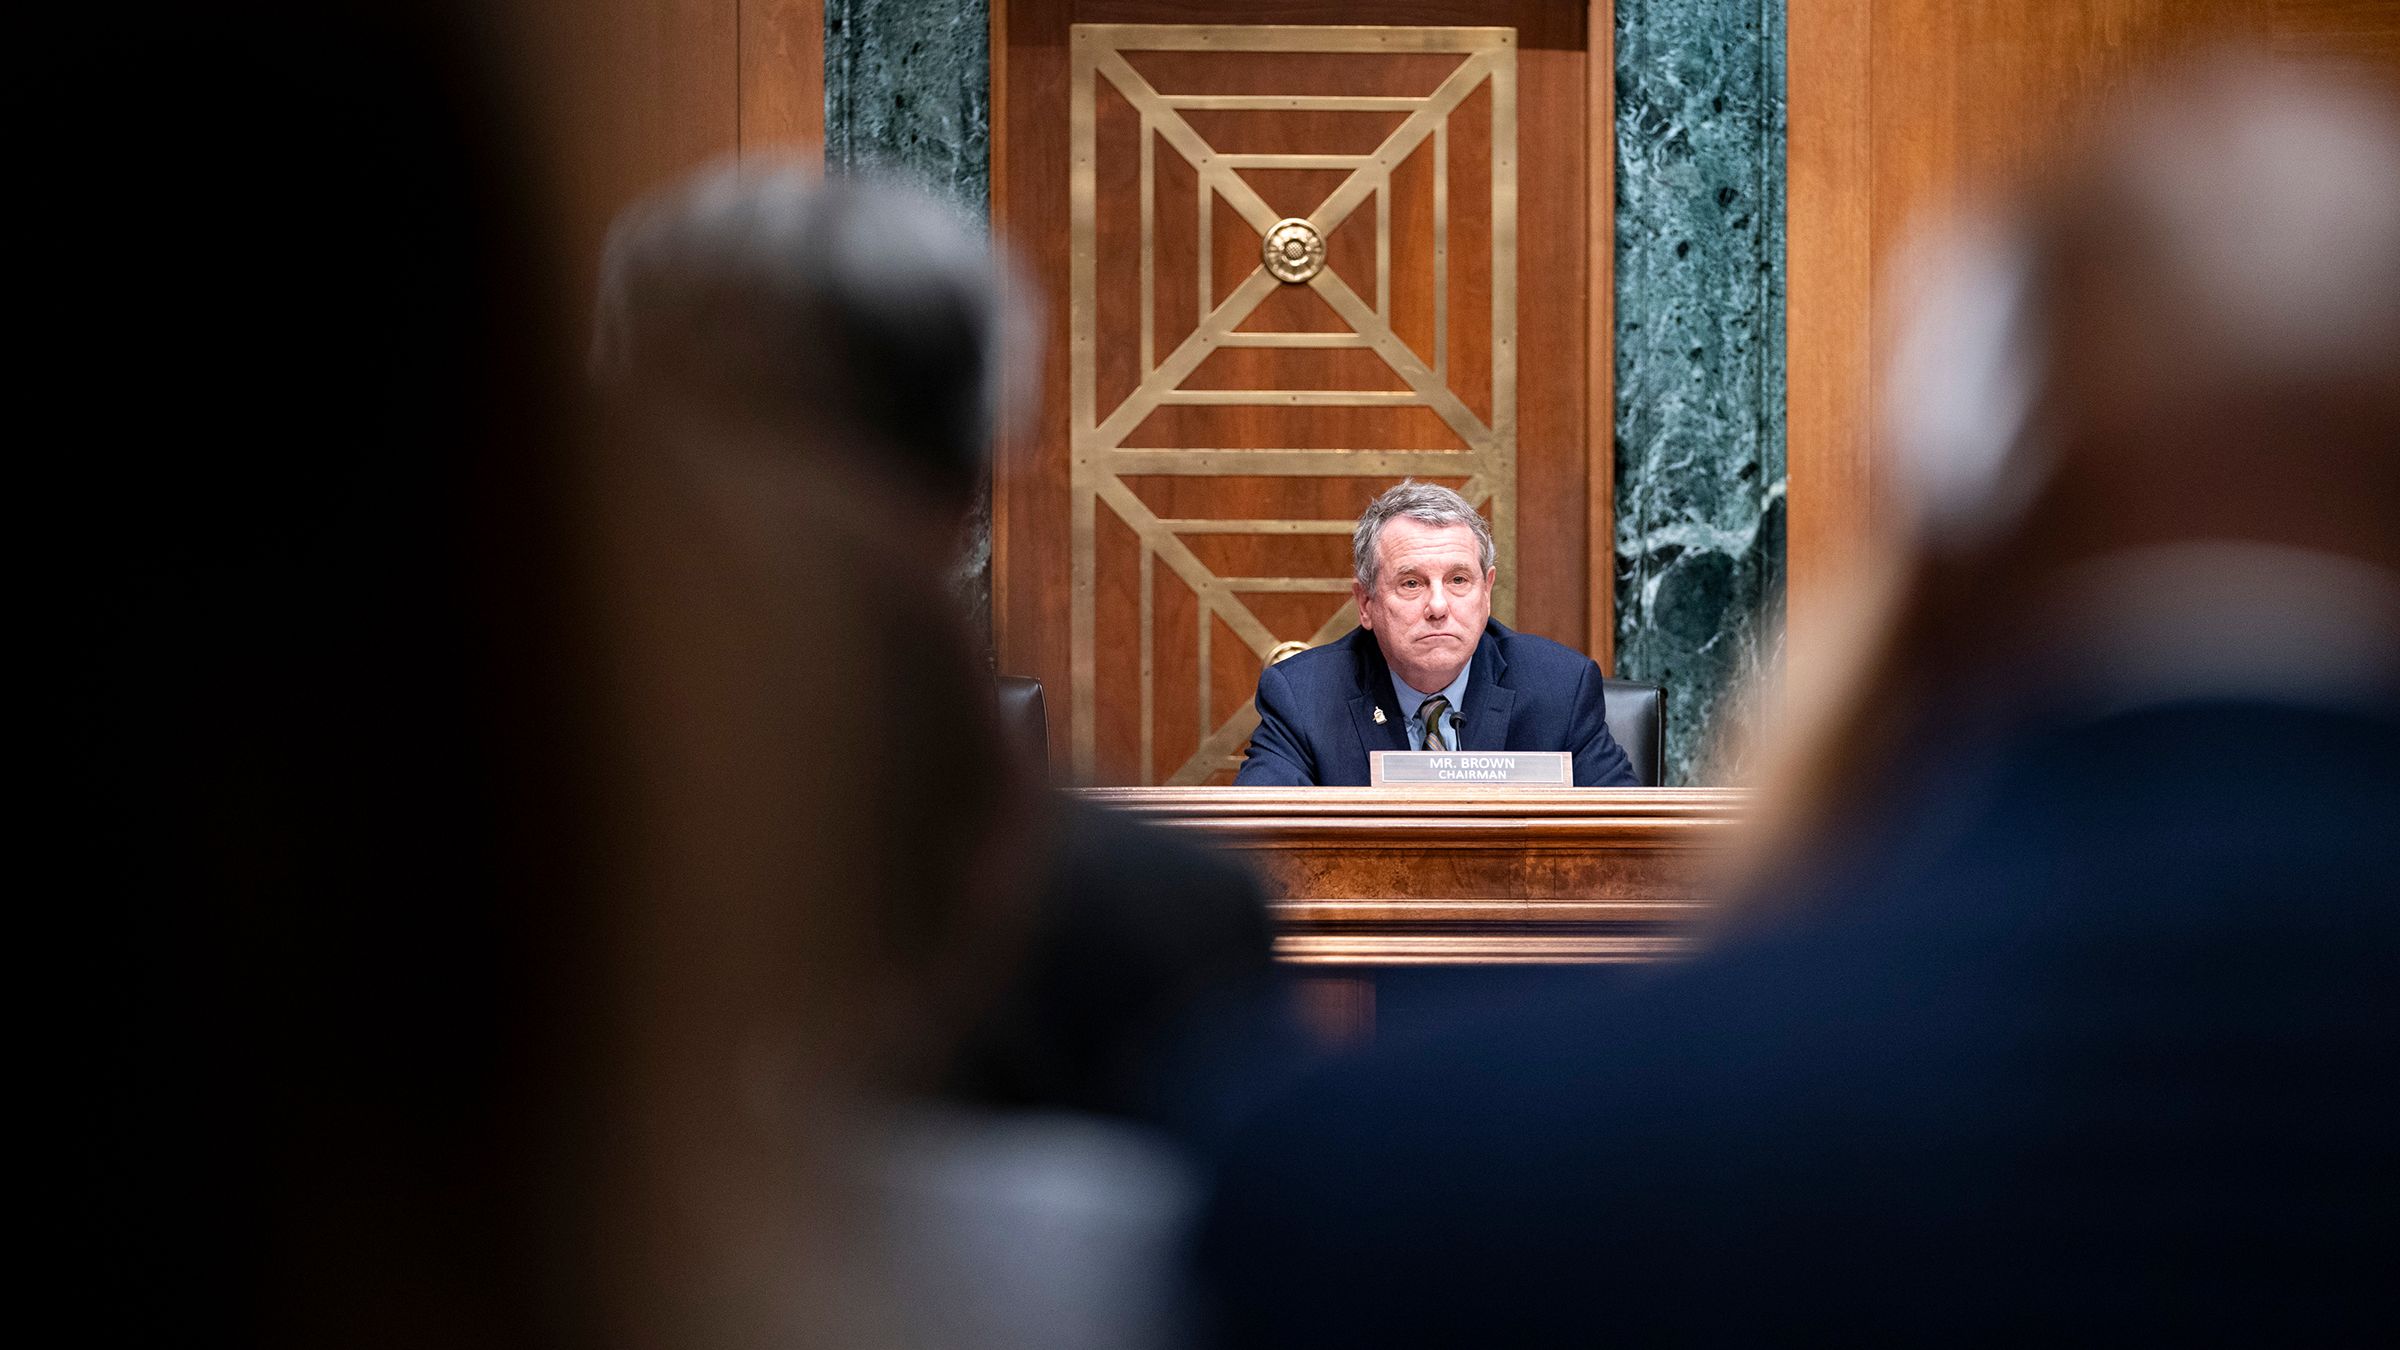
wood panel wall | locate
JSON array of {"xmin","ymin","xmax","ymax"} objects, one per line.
[
  {"xmin": 513, "ymin": 0, "xmax": 825, "ymax": 300},
  {"xmin": 1784, "ymin": 0, "xmax": 2400, "ymax": 665},
  {"xmin": 993, "ymin": 2, "xmax": 1617, "ymax": 781}
]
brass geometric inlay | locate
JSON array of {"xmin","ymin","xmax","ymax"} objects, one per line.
[
  {"xmin": 1070, "ymin": 23, "xmax": 1519, "ymax": 784},
  {"xmin": 1263, "ymin": 218, "xmax": 1327, "ymax": 283}
]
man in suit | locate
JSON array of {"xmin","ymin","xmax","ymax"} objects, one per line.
[{"xmin": 1236, "ymin": 482, "xmax": 1637, "ymax": 787}]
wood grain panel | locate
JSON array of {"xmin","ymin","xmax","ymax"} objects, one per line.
[
  {"xmin": 1149, "ymin": 129, "xmax": 1203, "ymax": 356},
  {"xmin": 1389, "ymin": 134, "xmax": 1441, "ymax": 368},
  {"xmin": 1180, "ymin": 110, "xmax": 1416, "ymax": 154},
  {"xmin": 1583, "ymin": 0, "xmax": 1615, "ymax": 673},
  {"xmin": 1085, "ymin": 786, "xmax": 1747, "ymax": 963},
  {"xmin": 1784, "ymin": 0, "xmax": 1875, "ymax": 651},
  {"xmin": 2273, "ymin": 0, "xmax": 2400, "ymax": 75},
  {"xmin": 1123, "ymin": 48, "xmax": 1469, "ymax": 97},
  {"xmin": 517, "ymin": 0, "xmax": 823, "ymax": 298},
  {"xmin": 1094, "ymin": 495, "xmax": 1144, "ymax": 780},
  {"xmin": 1180, "ymin": 532, "xmax": 1355, "ymax": 574},
  {"xmin": 993, "ymin": 0, "xmax": 1077, "ymax": 753},
  {"xmin": 1445, "ymin": 78, "xmax": 1495, "ymax": 427},
  {"xmin": 740, "ymin": 0, "xmax": 827, "ymax": 155},
  {"xmin": 1785, "ymin": 0, "xmax": 2398, "ymax": 667},
  {"xmin": 1093, "ymin": 75, "xmax": 1146, "ymax": 418},
  {"xmin": 1121, "ymin": 473, "xmax": 1468, "ymax": 516},
  {"xmin": 1149, "ymin": 555, "xmax": 1200, "ymax": 783},
  {"xmin": 1124, "ymin": 404, "xmax": 1475, "ymax": 449},
  {"xmin": 517, "ymin": 0, "xmax": 740, "ymax": 297},
  {"xmin": 1182, "ymin": 346, "xmax": 1414, "ymax": 391},
  {"xmin": 1515, "ymin": 35, "xmax": 1592, "ymax": 651}
]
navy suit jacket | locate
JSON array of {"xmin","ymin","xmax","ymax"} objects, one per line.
[
  {"xmin": 1235, "ymin": 620, "xmax": 1637, "ymax": 787},
  {"xmin": 1199, "ymin": 695, "xmax": 2400, "ymax": 1343}
]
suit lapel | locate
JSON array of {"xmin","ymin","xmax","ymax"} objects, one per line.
[
  {"xmin": 1348, "ymin": 632, "xmax": 1410, "ymax": 759},
  {"xmin": 1457, "ymin": 623, "xmax": 1517, "ymax": 752}
]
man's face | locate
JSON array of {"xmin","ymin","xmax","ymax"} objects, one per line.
[{"xmin": 1355, "ymin": 516, "xmax": 1495, "ymax": 694}]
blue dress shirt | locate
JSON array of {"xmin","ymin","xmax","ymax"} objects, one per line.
[{"xmin": 1390, "ymin": 663, "xmax": 1471, "ymax": 750}]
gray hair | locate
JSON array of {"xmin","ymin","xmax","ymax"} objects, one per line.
[
  {"xmin": 591, "ymin": 160, "xmax": 1037, "ymax": 501},
  {"xmin": 1351, "ymin": 480, "xmax": 1496, "ymax": 587}
]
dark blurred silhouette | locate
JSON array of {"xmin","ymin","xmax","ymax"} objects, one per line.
[
  {"xmin": 66, "ymin": 6, "xmax": 1025, "ymax": 1348},
  {"xmin": 1197, "ymin": 55, "xmax": 2400, "ymax": 1344},
  {"xmin": 61, "ymin": 6, "xmax": 592, "ymax": 1345}
]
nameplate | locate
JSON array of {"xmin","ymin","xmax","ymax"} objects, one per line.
[{"xmin": 1369, "ymin": 750, "xmax": 1572, "ymax": 787}]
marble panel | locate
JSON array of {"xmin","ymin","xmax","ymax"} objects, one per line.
[
  {"xmin": 825, "ymin": 0, "xmax": 997, "ymax": 659},
  {"xmin": 1612, "ymin": 0, "xmax": 1786, "ymax": 784}
]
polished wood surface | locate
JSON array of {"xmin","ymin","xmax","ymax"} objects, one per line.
[
  {"xmin": 997, "ymin": 3, "xmax": 1615, "ymax": 785},
  {"xmin": 1084, "ymin": 786, "xmax": 1747, "ymax": 964},
  {"xmin": 517, "ymin": 0, "xmax": 823, "ymax": 296},
  {"xmin": 1583, "ymin": 0, "xmax": 1616, "ymax": 677},
  {"xmin": 1784, "ymin": 0, "xmax": 2400, "ymax": 667},
  {"xmin": 742, "ymin": 0, "xmax": 829, "ymax": 157}
]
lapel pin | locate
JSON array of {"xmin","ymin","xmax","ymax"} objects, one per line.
[{"xmin": 1372, "ymin": 706, "xmax": 1387, "ymax": 725}]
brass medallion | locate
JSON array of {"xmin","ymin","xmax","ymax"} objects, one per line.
[{"xmin": 1262, "ymin": 218, "xmax": 1327, "ymax": 284}]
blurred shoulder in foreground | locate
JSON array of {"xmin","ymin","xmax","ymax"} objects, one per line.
[
  {"xmin": 1198, "ymin": 54, "xmax": 2400, "ymax": 1346},
  {"xmin": 596, "ymin": 157, "xmax": 1293, "ymax": 1138}
]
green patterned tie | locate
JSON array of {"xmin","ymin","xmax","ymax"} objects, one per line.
[{"xmin": 1416, "ymin": 694, "xmax": 1454, "ymax": 752}]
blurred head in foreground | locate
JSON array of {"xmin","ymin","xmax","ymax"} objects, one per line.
[
  {"xmin": 588, "ymin": 162, "xmax": 1030, "ymax": 1057},
  {"xmin": 1761, "ymin": 53, "xmax": 2400, "ymax": 866},
  {"xmin": 1197, "ymin": 55, "xmax": 2400, "ymax": 1346},
  {"xmin": 595, "ymin": 164, "xmax": 1258, "ymax": 1349},
  {"xmin": 593, "ymin": 161, "xmax": 1035, "ymax": 555},
  {"xmin": 590, "ymin": 163, "xmax": 1042, "ymax": 1344},
  {"xmin": 596, "ymin": 154, "xmax": 1289, "ymax": 1112}
]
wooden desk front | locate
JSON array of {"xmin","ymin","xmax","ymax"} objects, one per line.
[{"xmin": 1079, "ymin": 787, "xmax": 1748, "ymax": 967}]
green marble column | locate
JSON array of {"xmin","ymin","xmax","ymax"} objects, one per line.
[
  {"xmin": 824, "ymin": 0, "xmax": 990, "ymax": 208},
  {"xmin": 824, "ymin": 0, "xmax": 997, "ymax": 658},
  {"xmin": 1612, "ymin": 0, "xmax": 1786, "ymax": 784}
]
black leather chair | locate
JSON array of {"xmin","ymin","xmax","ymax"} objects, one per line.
[
  {"xmin": 996, "ymin": 674, "xmax": 1050, "ymax": 771},
  {"xmin": 1602, "ymin": 678, "xmax": 1666, "ymax": 787}
]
